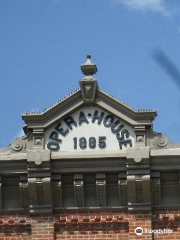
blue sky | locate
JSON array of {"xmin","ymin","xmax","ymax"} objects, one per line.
[{"xmin": 0, "ymin": 0, "xmax": 180, "ymax": 147}]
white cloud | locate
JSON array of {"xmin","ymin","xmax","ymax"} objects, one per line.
[{"xmin": 115, "ymin": 0, "xmax": 170, "ymax": 16}]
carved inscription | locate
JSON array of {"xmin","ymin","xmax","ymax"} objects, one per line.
[{"xmin": 46, "ymin": 108, "xmax": 134, "ymax": 151}]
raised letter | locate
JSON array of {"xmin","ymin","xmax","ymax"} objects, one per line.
[
  {"xmin": 103, "ymin": 115, "xmax": 114, "ymax": 127},
  {"xmin": 116, "ymin": 129, "xmax": 129, "ymax": 141},
  {"xmin": 92, "ymin": 111, "xmax": 104, "ymax": 125},
  {"xmin": 49, "ymin": 131, "xmax": 62, "ymax": 143},
  {"xmin": 98, "ymin": 136, "xmax": 106, "ymax": 148},
  {"xmin": 118, "ymin": 139, "xmax": 132, "ymax": 149},
  {"xmin": 55, "ymin": 123, "xmax": 69, "ymax": 137},
  {"xmin": 111, "ymin": 120, "xmax": 124, "ymax": 133},
  {"xmin": 64, "ymin": 116, "xmax": 77, "ymax": 130},
  {"xmin": 47, "ymin": 141, "xmax": 60, "ymax": 151},
  {"xmin": 79, "ymin": 111, "xmax": 89, "ymax": 125}
]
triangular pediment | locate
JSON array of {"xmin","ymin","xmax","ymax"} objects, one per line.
[
  {"xmin": 22, "ymin": 88, "xmax": 157, "ymax": 130},
  {"xmin": 20, "ymin": 86, "xmax": 157, "ymax": 153}
]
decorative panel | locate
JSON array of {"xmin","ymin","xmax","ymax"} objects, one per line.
[
  {"xmin": 2, "ymin": 176, "xmax": 21, "ymax": 209},
  {"xmin": 151, "ymin": 178, "xmax": 161, "ymax": 205},
  {"xmin": 84, "ymin": 174, "xmax": 96, "ymax": 207},
  {"xmin": 20, "ymin": 182, "xmax": 29, "ymax": 208},
  {"xmin": 62, "ymin": 175, "xmax": 74, "ymax": 207},
  {"xmin": 161, "ymin": 172, "xmax": 180, "ymax": 205},
  {"xmin": 52, "ymin": 181, "xmax": 62, "ymax": 208},
  {"xmin": 106, "ymin": 173, "xmax": 119, "ymax": 206}
]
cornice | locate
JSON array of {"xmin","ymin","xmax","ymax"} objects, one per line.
[
  {"xmin": 21, "ymin": 87, "xmax": 156, "ymax": 130},
  {"xmin": 21, "ymin": 89, "xmax": 82, "ymax": 127},
  {"xmin": 97, "ymin": 89, "xmax": 157, "ymax": 123}
]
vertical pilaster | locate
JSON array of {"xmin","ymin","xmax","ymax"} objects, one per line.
[
  {"xmin": 27, "ymin": 150, "xmax": 52, "ymax": 214},
  {"xmin": 126, "ymin": 147, "xmax": 151, "ymax": 211},
  {"xmin": 36, "ymin": 178, "xmax": 44, "ymax": 205},
  {"xmin": 74, "ymin": 173, "xmax": 84, "ymax": 207},
  {"xmin": 127, "ymin": 175, "xmax": 136, "ymax": 208},
  {"xmin": 19, "ymin": 175, "xmax": 28, "ymax": 209},
  {"xmin": 118, "ymin": 172, "xmax": 128, "ymax": 206},
  {"xmin": 142, "ymin": 175, "xmax": 151, "ymax": 202},
  {"xmin": 135, "ymin": 175, "xmax": 143, "ymax": 203},
  {"xmin": 28, "ymin": 178, "xmax": 38, "ymax": 207},
  {"xmin": 52, "ymin": 174, "xmax": 62, "ymax": 208},
  {"xmin": 96, "ymin": 173, "xmax": 106, "ymax": 207},
  {"xmin": 151, "ymin": 171, "xmax": 161, "ymax": 206}
]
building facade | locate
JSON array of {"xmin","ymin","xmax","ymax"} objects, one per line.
[{"xmin": 0, "ymin": 56, "xmax": 180, "ymax": 239}]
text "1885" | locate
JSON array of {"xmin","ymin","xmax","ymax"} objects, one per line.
[{"xmin": 73, "ymin": 136, "xmax": 106, "ymax": 150}]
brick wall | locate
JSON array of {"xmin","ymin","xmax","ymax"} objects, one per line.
[
  {"xmin": 0, "ymin": 210, "xmax": 179, "ymax": 240},
  {"xmin": 152, "ymin": 210, "xmax": 180, "ymax": 240}
]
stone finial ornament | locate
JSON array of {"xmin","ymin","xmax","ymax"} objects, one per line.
[
  {"xmin": 81, "ymin": 55, "xmax": 97, "ymax": 77},
  {"xmin": 80, "ymin": 55, "xmax": 98, "ymax": 103}
]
